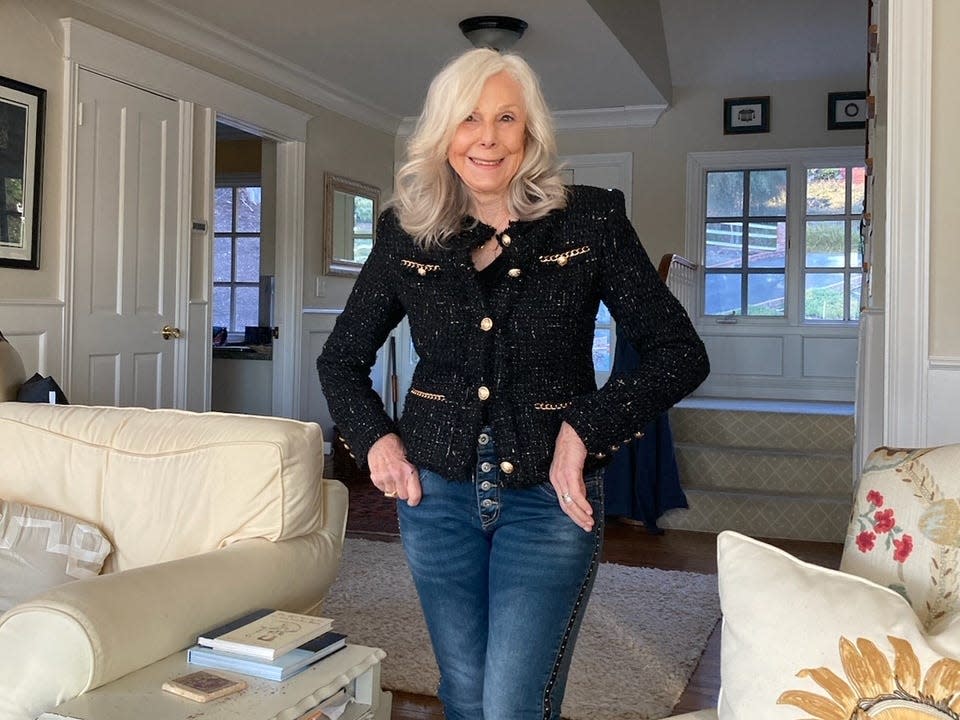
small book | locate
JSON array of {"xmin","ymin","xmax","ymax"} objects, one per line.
[
  {"xmin": 198, "ymin": 609, "xmax": 334, "ymax": 661},
  {"xmin": 161, "ymin": 670, "xmax": 246, "ymax": 702},
  {"xmin": 188, "ymin": 631, "xmax": 347, "ymax": 681}
]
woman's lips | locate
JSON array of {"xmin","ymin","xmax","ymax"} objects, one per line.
[{"xmin": 469, "ymin": 157, "xmax": 503, "ymax": 167}]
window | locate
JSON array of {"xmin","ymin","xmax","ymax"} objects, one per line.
[
  {"xmin": 593, "ymin": 304, "xmax": 613, "ymax": 374},
  {"xmin": 704, "ymin": 169, "xmax": 787, "ymax": 316},
  {"xmin": 697, "ymin": 152, "xmax": 864, "ymax": 324},
  {"xmin": 803, "ymin": 166, "xmax": 865, "ymax": 321},
  {"xmin": 213, "ymin": 185, "xmax": 261, "ymax": 334}
]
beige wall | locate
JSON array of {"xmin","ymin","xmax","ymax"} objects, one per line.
[
  {"xmin": 304, "ymin": 112, "xmax": 394, "ymax": 310},
  {"xmin": 929, "ymin": 0, "xmax": 960, "ymax": 357},
  {"xmin": 0, "ymin": 1, "xmax": 65, "ymax": 299},
  {"xmin": 555, "ymin": 78, "xmax": 866, "ymax": 267}
]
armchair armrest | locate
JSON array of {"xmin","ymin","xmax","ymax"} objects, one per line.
[{"xmin": 0, "ymin": 526, "xmax": 344, "ymax": 720}]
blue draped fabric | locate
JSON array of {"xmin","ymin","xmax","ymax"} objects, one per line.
[{"xmin": 602, "ymin": 326, "xmax": 687, "ymax": 533}]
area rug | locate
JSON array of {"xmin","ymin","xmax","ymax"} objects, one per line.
[{"xmin": 322, "ymin": 537, "xmax": 720, "ymax": 720}]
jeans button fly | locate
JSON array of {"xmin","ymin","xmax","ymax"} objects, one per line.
[
  {"xmin": 480, "ymin": 461, "xmax": 493, "ymax": 472},
  {"xmin": 480, "ymin": 481, "xmax": 493, "ymax": 491},
  {"xmin": 478, "ymin": 433, "xmax": 490, "ymax": 445},
  {"xmin": 481, "ymin": 499, "xmax": 494, "ymax": 508}
]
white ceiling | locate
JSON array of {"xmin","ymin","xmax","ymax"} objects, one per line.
[{"xmin": 78, "ymin": 0, "xmax": 867, "ymax": 131}]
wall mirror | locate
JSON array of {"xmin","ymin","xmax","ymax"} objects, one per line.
[{"xmin": 323, "ymin": 173, "xmax": 379, "ymax": 276}]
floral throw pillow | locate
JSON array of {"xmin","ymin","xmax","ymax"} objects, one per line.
[
  {"xmin": 840, "ymin": 445, "xmax": 960, "ymax": 629},
  {"xmin": 717, "ymin": 531, "xmax": 960, "ymax": 720}
]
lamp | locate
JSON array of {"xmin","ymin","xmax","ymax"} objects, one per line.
[{"xmin": 459, "ymin": 16, "xmax": 528, "ymax": 51}]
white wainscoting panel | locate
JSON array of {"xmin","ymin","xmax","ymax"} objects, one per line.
[
  {"xmin": 803, "ymin": 336, "xmax": 859, "ymax": 378},
  {"xmin": 701, "ymin": 335, "xmax": 784, "ymax": 376},
  {"xmin": 0, "ymin": 301, "xmax": 65, "ymax": 384},
  {"xmin": 927, "ymin": 360, "xmax": 960, "ymax": 445}
]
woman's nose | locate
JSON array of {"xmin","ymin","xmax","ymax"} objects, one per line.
[{"xmin": 478, "ymin": 121, "xmax": 498, "ymax": 146}]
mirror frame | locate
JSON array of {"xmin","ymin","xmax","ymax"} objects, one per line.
[{"xmin": 322, "ymin": 173, "xmax": 380, "ymax": 277}]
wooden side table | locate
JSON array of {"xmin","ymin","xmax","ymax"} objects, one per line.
[{"xmin": 39, "ymin": 644, "xmax": 391, "ymax": 720}]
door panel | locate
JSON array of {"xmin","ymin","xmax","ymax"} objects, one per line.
[{"xmin": 72, "ymin": 70, "xmax": 181, "ymax": 407}]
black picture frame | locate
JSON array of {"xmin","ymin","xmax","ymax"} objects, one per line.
[
  {"xmin": 827, "ymin": 91, "xmax": 867, "ymax": 130},
  {"xmin": 0, "ymin": 75, "xmax": 45, "ymax": 269},
  {"xmin": 723, "ymin": 96, "xmax": 770, "ymax": 135}
]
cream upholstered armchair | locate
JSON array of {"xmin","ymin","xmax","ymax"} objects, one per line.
[
  {"xmin": 0, "ymin": 402, "xmax": 348, "ymax": 720},
  {"xmin": 669, "ymin": 443, "xmax": 960, "ymax": 720}
]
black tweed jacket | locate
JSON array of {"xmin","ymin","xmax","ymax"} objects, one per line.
[{"xmin": 317, "ymin": 185, "xmax": 709, "ymax": 487}]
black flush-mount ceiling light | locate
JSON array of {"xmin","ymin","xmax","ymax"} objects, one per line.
[{"xmin": 459, "ymin": 16, "xmax": 528, "ymax": 51}]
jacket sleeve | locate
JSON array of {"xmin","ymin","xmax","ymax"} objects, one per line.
[
  {"xmin": 316, "ymin": 212, "xmax": 407, "ymax": 468},
  {"xmin": 561, "ymin": 190, "xmax": 709, "ymax": 457}
]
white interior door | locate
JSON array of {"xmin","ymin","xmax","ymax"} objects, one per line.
[{"xmin": 71, "ymin": 69, "xmax": 182, "ymax": 407}]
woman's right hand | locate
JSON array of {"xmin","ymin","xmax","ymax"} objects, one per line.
[{"xmin": 367, "ymin": 433, "xmax": 422, "ymax": 506}]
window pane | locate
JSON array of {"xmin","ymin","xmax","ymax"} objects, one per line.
[
  {"xmin": 235, "ymin": 236, "xmax": 261, "ymax": 282},
  {"xmin": 592, "ymin": 328, "xmax": 612, "ymax": 372},
  {"xmin": 806, "ymin": 220, "xmax": 845, "ymax": 268},
  {"xmin": 353, "ymin": 237, "xmax": 373, "ymax": 264},
  {"xmin": 747, "ymin": 273, "xmax": 785, "ymax": 316},
  {"xmin": 213, "ymin": 236, "xmax": 232, "ymax": 282},
  {"xmin": 849, "ymin": 220, "xmax": 862, "ymax": 266},
  {"xmin": 234, "ymin": 286, "xmax": 260, "ymax": 331},
  {"xmin": 705, "ymin": 222, "xmax": 742, "ymax": 268},
  {"xmin": 850, "ymin": 273, "xmax": 862, "ymax": 321},
  {"xmin": 214, "ymin": 188, "xmax": 233, "ymax": 232},
  {"xmin": 354, "ymin": 196, "xmax": 373, "ymax": 234},
  {"xmin": 706, "ymin": 171, "xmax": 743, "ymax": 218},
  {"xmin": 236, "ymin": 187, "xmax": 261, "ymax": 232},
  {"xmin": 595, "ymin": 302, "xmax": 611, "ymax": 324},
  {"xmin": 806, "ymin": 168, "xmax": 847, "ymax": 215},
  {"xmin": 705, "ymin": 273, "xmax": 741, "ymax": 315},
  {"xmin": 851, "ymin": 166, "xmax": 866, "ymax": 215},
  {"xmin": 805, "ymin": 273, "xmax": 845, "ymax": 320},
  {"xmin": 212, "ymin": 285, "xmax": 231, "ymax": 328},
  {"xmin": 747, "ymin": 222, "xmax": 786, "ymax": 268},
  {"xmin": 748, "ymin": 169, "xmax": 787, "ymax": 216}
]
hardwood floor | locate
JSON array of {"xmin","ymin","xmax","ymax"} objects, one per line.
[{"xmin": 346, "ymin": 521, "xmax": 843, "ymax": 719}]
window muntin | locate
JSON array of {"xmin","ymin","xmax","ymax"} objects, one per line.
[
  {"xmin": 213, "ymin": 185, "xmax": 262, "ymax": 333},
  {"xmin": 803, "ymin": 167, "xmax": 865, "ymax": 322},
  {"xmin": 703, "ymin": 169, "xmax": 788, "ymax": 317}
]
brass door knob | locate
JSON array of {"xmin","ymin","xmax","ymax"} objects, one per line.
[{"xmin": 161, "ymin": 325, "xmax": 182, "ymax": 340}]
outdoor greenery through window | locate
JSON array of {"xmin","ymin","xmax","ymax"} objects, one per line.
[
  {"xmin": 213, "ymin": 185, "xmax": 261, "ymax": 333},
  {"xmin": 702, "ymin": 162, "xmax": 864, "ymax": 322},
  {"xmin": 804, "ymin": 167, "xmax": 865, "ymax": 321}
]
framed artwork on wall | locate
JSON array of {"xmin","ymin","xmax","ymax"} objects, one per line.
[
  {"xmin": 723, "ymin": 96, "xmax": 770, "ymax": 135},
  {"xmin": 827, "ymin": 91, "xmax": 868, "ymax": 130},
  {"xmin": 0, "ymin": 75, "xmax": 45, "ymax": 269}
]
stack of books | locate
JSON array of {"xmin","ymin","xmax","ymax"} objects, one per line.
[{"xmin": 187, "ymin": 609, "xmax": 347, "ymax": 682}]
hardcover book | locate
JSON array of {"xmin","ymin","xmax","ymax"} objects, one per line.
[
  {"xmin": 198, "ymin": 609, "xmax": 334, "ymax": 661},
  {"xmin": 161, "ymin": 670, "xmax": 246, "ymax": 702},
  {"xmin": 188, "ymin": 631, "xmax": 347, "ymax": 681}
]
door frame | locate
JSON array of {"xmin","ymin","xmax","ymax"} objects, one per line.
[{"xmin": 61, "ymin": 18, "xmax": 308, "ymax": 416}]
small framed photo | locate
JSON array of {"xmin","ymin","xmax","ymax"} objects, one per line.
[
  {"xmin": 723, "ymin": 96, "xmax": 770, "ymax": 135},
  {"xmin": 0, "ymin": 75, "xmax": 45, "ymax": 269},
  {"xmin": 827, "ymin": 91, "xmax": 867, "ymax": 130}
]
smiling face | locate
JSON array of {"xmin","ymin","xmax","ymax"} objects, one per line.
[{"xmin": 447, "ymin": 71, "xmax": 527, "ymax": 208}]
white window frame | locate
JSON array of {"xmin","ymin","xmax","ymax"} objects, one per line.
[
  {"xmin": 213, "ymin": 180, "xmax": 262, "ymax": 339},
  {"xmin": 686, "ymin": 147, "xmax": 865, "ymax": 327}
]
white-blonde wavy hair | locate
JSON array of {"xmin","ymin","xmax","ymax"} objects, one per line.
[{"xmin": 389, "ymin": 48, "xmax": 568, "ymax": 248}]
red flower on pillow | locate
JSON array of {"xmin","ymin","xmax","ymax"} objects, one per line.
[
  {"xmin": 874, "ymin": 508, "xmax": 896, "ymax": 533},
  {"xmin": 866, "ymin": 490, "xmax": 884, "ymax": 507},
  {"xmin": 856, "ymin": 531, "xmax": 876, "ymax": 553},
  {"xmin": 893, "ymin": 534, "xmax": 914, "ymax": 563}
]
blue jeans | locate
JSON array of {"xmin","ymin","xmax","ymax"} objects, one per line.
[{"xmin": 397, "ymin": 429, "xmax": 605, "ymax": 720}]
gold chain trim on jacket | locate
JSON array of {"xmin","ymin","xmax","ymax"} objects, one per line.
[
  {"xmin": 410, "ymin": 388, "xmax": 446, "ymax": 401},
  {"xmin": 401, "ymin": 259, "xmax": 440, "ymax": 275},
  {"xmin": 533, "ymin": 401, "xmax": 572, "ymax": 410},
  {"xmin": 538, "ymin": 246, "xmax": 591, "ymax": 266}
]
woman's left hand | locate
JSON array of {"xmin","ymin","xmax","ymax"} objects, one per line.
[{"xmin": 549, "ymin": 421, "xmax": 594, "ymax": 532}]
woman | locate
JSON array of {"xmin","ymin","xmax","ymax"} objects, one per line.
[{"xmin": 318, "ymin": 48, "xmax": 708, "ymax": 720}]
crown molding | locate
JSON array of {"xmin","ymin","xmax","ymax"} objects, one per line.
[
  {"xmin": 397, "ymin": 104, "xmax": 668, "ymax": 138},
  {"xmin": 74, "ymin": 0, "xmax": 401, "ymax": 134}
]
